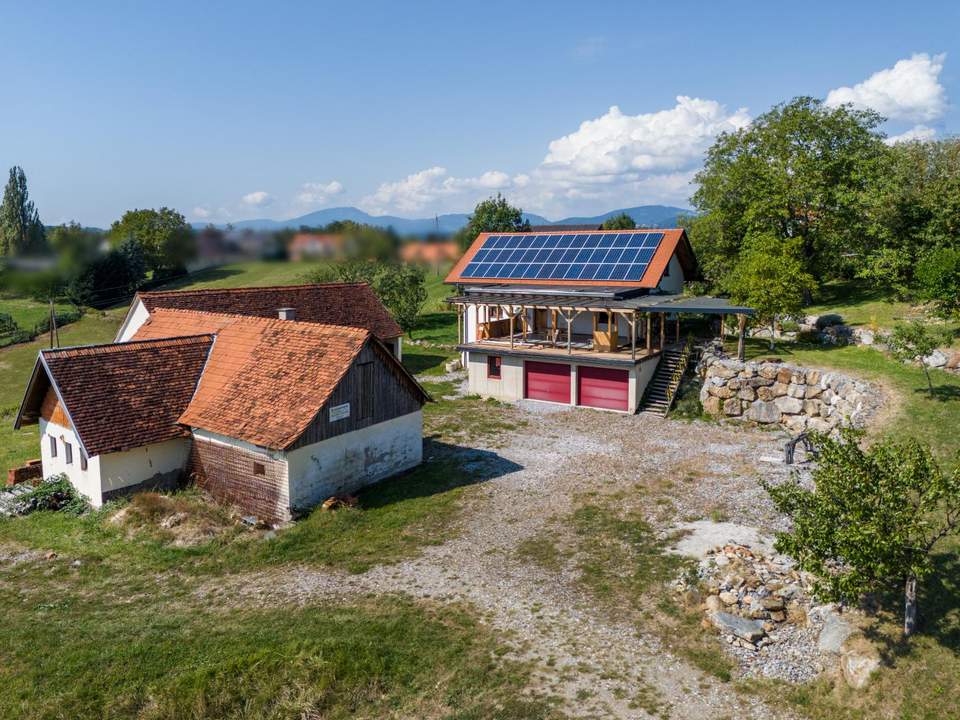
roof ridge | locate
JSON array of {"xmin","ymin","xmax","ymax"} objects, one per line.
[
  {"xmin": 41, "ymin": 334, "xmax": 215, "ymax": 357},
  {"xmin": 147, "ymin": 307, "xmax": 371, "ymax": 336},
  {"xmin": 139, "ymin": 281, "xmax": 369, "ymax": 297}
]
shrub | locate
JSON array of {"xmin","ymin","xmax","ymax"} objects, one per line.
[{"xmin": 14, "ymin": 474, "xmax": 89, "ymax": 515}]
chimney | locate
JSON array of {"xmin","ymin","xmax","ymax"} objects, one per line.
[{"xmin": 277, "ymin": 307, "xmax": 296, "ymax": 321}]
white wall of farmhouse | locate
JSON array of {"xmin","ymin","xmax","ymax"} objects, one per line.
[
  {"xmin": 115, "ymin": 298, "xmax": 151, "ymax": 342},
  {"xmin": 98, "ymin": 438, "xmax": 191, "ymax": 502},
  {"xmin": 38, "ymin": 418, "xmax": 189, "ymax": 507},
  {"xmin": 39, "ymin": 418, "xmax": 102, "ymax": 504},
  {"xmin": 284, "ymin": 410, "xmax": 423, "ymax": 513},
  {"xmin": 656, "ymin": 254, "xmax": 685, "ymax": 294}
]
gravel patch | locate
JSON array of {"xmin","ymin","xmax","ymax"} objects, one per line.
[{"xmin": 199, "ymin": 405, "xmax": 802, "ymax": 719}]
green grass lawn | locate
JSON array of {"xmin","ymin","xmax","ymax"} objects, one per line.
[
  {"xmin": 806, "ymin": 280, "xmax": 920, "ymax": 328},
  {"xmin": 0, "ymin": 296, "xmax": 76, "ymax": 333}
]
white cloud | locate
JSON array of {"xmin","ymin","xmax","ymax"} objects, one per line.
[
  {"xmin": 241, "ymin": 190, "xmax": 274, "ymax": 207},
  {"xmin": 885, "ymin": 124, "xmax": 937, "ymax": 145},
  {"xmin": 826, "ymin": 53, "xmax": 947, "ymax": 122},
  {"xmin": 295, "ymin": 180, "xmax": 344, "ymax": 206},
  {"xmin": 360, "ymin": 166, "xmax": 518, "ymax": 214},
  {"xmin": 360, "ymin": 96, "xmax": 749, "ymax": 216},
  {"xmin": 192, "ymin": 206, "xmax": 212, "ymax": 219}
]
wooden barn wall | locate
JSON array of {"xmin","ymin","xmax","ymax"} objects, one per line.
[
  {"xmin": 186, "ymin": 438, "xmax": 289, "ymax": 522},
  {"xmin": 288, "ymin": 343, "xmax": 423, "ymax": 450},
  {"xmin": 40, "ymin": 386, "xmax": 71, "ymax": 428}
]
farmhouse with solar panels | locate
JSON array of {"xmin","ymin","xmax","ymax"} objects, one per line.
[{"xmin": 446, "ymin": 228, "xmax": 754, "ymax": 414}]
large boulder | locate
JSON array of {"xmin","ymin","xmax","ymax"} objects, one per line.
[
  {"xmin": 710, "ymin": 611, "xmax": 766, "ymax": 644},
  {"xmin": 774, "ymin": 396, "xmax": 803, "ymax": 415},
  {"xmin": 924, "ymin": 349, "xmax": 949, "ymax": 368},
  {"xmin": 840, "ymin": 637, "xmax": 881, "ymax": 689},
  {"xmin": 703, "ymin": 395, "xmax": 722, "ymax": 416},
  {"xmin": 747, "ymin": 401, "xmax": 782, "ymax": 424},
  {"xmin": 817, "ymin": 609, "xmax": 854, "ymax": 654}
]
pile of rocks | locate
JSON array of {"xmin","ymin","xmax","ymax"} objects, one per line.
[
  {"xmin": 698, "ymin": 346, "xmax": 880, "ymax": 433},
  {"xmin": 676, "ymin": 543, "xmax": 879, "ymax": 686}
]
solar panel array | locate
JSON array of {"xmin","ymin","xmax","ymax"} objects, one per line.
[{"xmin": 460, "ymin": 232, "xmax": 665, "ymax": 282}]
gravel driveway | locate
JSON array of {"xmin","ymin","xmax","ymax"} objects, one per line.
[{"xmin": 204, "ymin": 399, "xmax": 799, "ymax": 719}]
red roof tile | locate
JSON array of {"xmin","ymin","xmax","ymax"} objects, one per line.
[
  {"xmin": 136, "ymin": 282, "xmax": 403, "ymax": 340},
  {"xmin": 133, "ymin": 309, "xmax": 380, "ymax": 449},
  {"xmin": 37, "ymin": 336, "xmax": 214, "ymax": 456}
]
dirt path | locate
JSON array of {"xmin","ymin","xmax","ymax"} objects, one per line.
[{"xmin": 201, "ymin": 405, "xmax": 800, "ymax": 719}]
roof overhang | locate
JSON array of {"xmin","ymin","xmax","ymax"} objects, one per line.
[{"xmin": 446, "ymin": 290, "xmax": 754, "ymax": 316}]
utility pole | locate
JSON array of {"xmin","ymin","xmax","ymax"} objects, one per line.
[{"xmin": 49, "ymin": 298, "xmax": 59, "ymax": 348}]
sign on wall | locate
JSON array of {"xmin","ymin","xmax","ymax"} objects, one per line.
[{"xmin": 329, "ymin": 402, "xmax": 351, "ymax": 422}]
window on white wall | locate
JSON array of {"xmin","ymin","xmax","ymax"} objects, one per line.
[
  {"xmin": 80, "ymin": 450, "xmax": 88, "ymax": 471},
  {"xmin": 49, "ymin": 435, "xmax": 57, "ymax": 458},
  {"xmin": 64, "ymin": 441, "xmax": 73, "ymax": 465}
]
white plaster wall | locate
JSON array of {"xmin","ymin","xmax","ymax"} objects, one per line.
[
  {"xmin": 285, "ymin": 410, "xmax": 423, "ymax": 511},
  {"xmin": 467, "ymin": 353, "xmax": 525, "ymax": 402},
  {"xmin": 393, "ymin": 336, "xmax": 403, "ymax": 360},
  {"xmin": 465, "ymin": 304, "xmax": 478, "ymax": 343},
  {"xmin": 656, "ymin": 254, "xmax": 685, "ymax": 294},
  {"xmin": 98, "ymin": 438, "xmax": 191, "ymax": 501},
  {"xmin": 38, "ymin": 418, "xmax": 103, "ymax": 505},
  {"xmin": 115, "ymin": 299, "xmax": 150, "ymax": 342},
  {"xmin": 634, "ymin": 355, "xmax": 661, "ymax": 406}
]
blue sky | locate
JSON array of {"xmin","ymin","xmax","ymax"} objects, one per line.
[{"xmin": 1, "ymin": 1, "xmax": 957, "ymax": 227}]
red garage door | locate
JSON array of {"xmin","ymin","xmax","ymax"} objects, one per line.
[
  {"xmin": 524, "ymin": 361, "xmax": 571, "ymax": 404},
  {"xmin": 578, "ymin": 366, "xmax": 629, "ymax": 411}
]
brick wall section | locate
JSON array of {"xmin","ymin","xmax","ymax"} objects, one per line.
[
  {"xmin": 187, "ymin": 437, "xmax": 289, "ymax": 523},
  {"xmin": 7, "ymin": 462, "xmax": 42, "ymax": 487}
]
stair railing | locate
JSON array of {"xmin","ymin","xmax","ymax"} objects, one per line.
[{"xmin": 664, "ymin": 335, "xmax": 695, "ymax": 409}]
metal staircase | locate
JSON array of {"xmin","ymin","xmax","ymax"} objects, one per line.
[{"xmin": 639, "ymin": 337, "xmax": 695, "ymax": 417}]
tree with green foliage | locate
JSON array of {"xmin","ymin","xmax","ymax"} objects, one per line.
[
  {"xmin": 860, "ymin": 138, "xmax": 960, "ymax": 294},
  {"xmin": 306, "ymin": 260, "xmax": 427, "ymax": 336},
  {"xmin": 725, "ymin": 233, "xmax": 816, "ymax": 349},
  {"xmin": 454, "ymin": 194, "xmax": 530, "ymax": 251},
  {"xmin": 108, "ymin": 207, "xmax": 194, "ymax": 275},
  {"xmin": 601, "ymin": 213, "xmax": 636, "ymax": 230},
  {"xmin": 47, "ymin": 222, "xmax": 102, "ymax": 270},
  {"xmin": 914, "ymin": 247, "xmax": 960, "ymax": 317},
  {"xmin": 764, "ymin": 429, "xmax": 960, "ymax": 636},
  {"xmin": 887, "ymin": 320, "xmax": 953, "ymax": 396},
  {"xmin": 0, "ymin": 166, "xmax": 47, "ymax": 256},
  {"xmin": 688, "ymin": 97, "xmax": 887, "ymax": 293}
]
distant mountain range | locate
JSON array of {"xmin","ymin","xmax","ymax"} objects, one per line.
[{"xmin": 200, "ymin": 205, "xmax": 692, "ymax": 235}]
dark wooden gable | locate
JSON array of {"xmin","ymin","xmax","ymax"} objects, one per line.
[{"xmin": 286, "ymin": 339, "xmax": 427, "ymax": 450}]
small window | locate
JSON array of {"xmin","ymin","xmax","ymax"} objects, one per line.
[
  {"xmin": 64, "ymin": 441, "xmax": 73, "ymax": 465},
  {"xmin": 49, "ymin": 435, "xmax": 57, "ymax": 458},
  {"xmin": 359, "ymin": 362, "xmax": 374, "ymax": 420},
  {"xmin": 487, "ymin": 355, "xmax": 502, "ymax": 379},
  {"xmin": 80, "ymin": 450, "xmax": 88, "ymax": 471},
  {"xmin": 253, "ymin": 462, "xmax": 265, "ymax": 476}
]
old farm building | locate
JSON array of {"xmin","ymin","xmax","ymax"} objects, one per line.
[
  {"xmin": 446, "ymin": 229, "xmax": 753, "ymax": 414},
  {"xmin": 15, "ymin": 288, "xmax": 428, "ymax": 521}
]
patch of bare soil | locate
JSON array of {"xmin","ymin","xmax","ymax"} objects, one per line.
[{"xmin": 198, "ymin": 405, "xmax": 803, "ymax": 719}]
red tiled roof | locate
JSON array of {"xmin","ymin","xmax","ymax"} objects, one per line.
[
  {"xmin": 444, "ymin": 228, "xmax": 696, "ymax": 289},
  {"xmin": 37, "ymin": 336, "xmax": 214, "ymax": 456},
  {"xmin": 136, "ymin": 282, "xmax": 403, "ymax": 340},
  {"xmin": 132, "ymin": 309, "xmax": 391, "ymax": 449}
]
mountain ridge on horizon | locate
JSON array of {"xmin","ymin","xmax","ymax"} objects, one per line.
[{"xmin": 196, "ymin": 204, "xmax": 693, "ymax": 234}]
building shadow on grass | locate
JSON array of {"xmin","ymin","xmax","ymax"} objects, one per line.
[
  {"xmin": 411, "ymin": 311, "xmax": 456, "ymax": 342},
  {"xmin": 402, "ymin": 352, "xmax": 451, "ymax": 375},
  {"xmin": 358, "ymin": 439, "xmax": 522, "ymax": 510}
]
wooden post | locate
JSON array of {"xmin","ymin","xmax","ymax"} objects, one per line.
[
  {"xmin": 509, "ymin": 312, "xmax": 515, "ymax": 350},
  {"xmin": 737, "ymin": 313, "xmax": 747, "ymax": 361},
  {"xmin": 567, "ymin": 310, "xmax": 574, "ymax": 355},
  {"xmin": 521, "ymin": 306, "xmax": 527, "ymax": 344},
  {"xmin": 718, "ymin": 313, "xmax": 725, "ymax": 347},
  {"xmin": 631, "ymin": 311, "xmax": 637, "ymax": 361},
  {"xmin": 659, "ymin": 313, "xmax": 665, "ymax": 350},
  {"xmin": 675, "ymin": 315, "xmax": 681, "ymax": 344},
  {"xmin": 551, "ymin": 309, "xmax": 558, "ymax": 347},
  {"xmin": 646, "ymin": 313, "xmax": 652, "ymax": 352}
]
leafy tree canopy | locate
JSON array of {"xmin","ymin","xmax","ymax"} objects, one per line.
[
  {"xmin": 688, "ymin": 97, "xmax": 887, "ymax": 291},
  {"xmin": 764, "ymin": 429, "xmax": 960, "ymax": 636},
  {"xmin": 601, "ymin": 213, "xmax": 636, "ymax": 230},
  {"xmin": 108, "ymin": 207, "xmax": 194, "ymax": 274},
  {"xmin": 914, "ymin": 246, "xmax": 960, "ymax": 317},
  {"xmin": 725, "ymin": 233, "xmax": 816, "ymax": 348},
  {"xmin": 0, "ymin": 166, "xmax": 47, "ymax": 256},
  {"xmin": 306, "ymin": 260, "xmax": 427, "ymax": 335},
  {"xmin": 454, "ymin": 194, "xmax": 530, "ymax": 250}
]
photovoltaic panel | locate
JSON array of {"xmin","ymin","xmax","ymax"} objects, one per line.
[{"xmin": 460, "ymin": 231, "xmax": 665, "ymax": 282}]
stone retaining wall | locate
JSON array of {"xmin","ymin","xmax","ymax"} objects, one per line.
[{"xmin": 698, "ymin": 346, "xmax": 880, "ymax": 433}]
